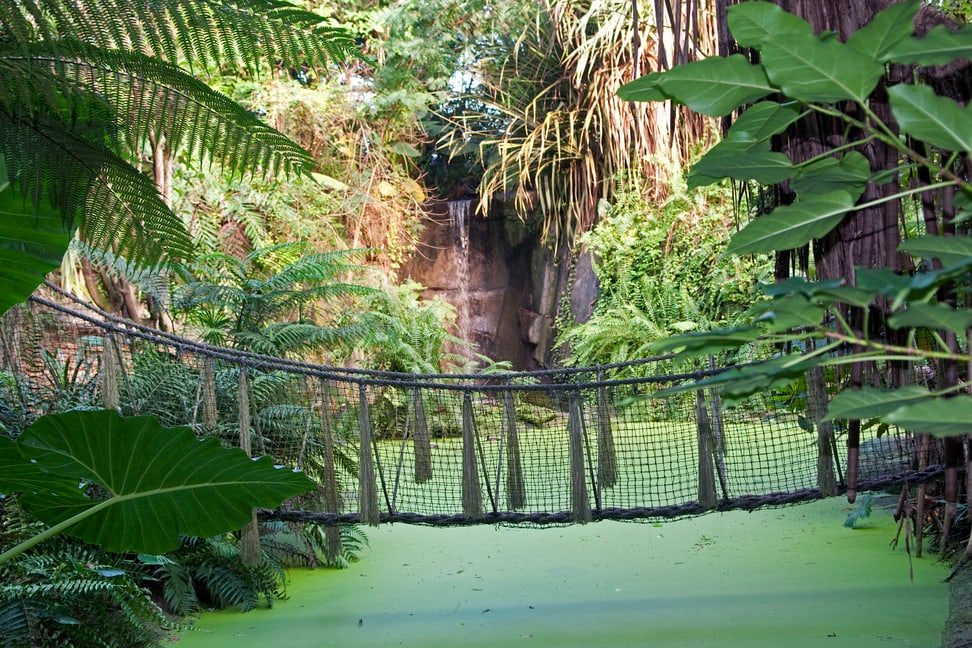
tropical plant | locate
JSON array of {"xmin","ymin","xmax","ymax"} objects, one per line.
[
  {"xmin": 174, "ymin": 242, "xmax": 374, "ymax": 358},
  {"xmin": 620, "ymin": 0, "xmax": 972, "ymax": 549},
  {"xmin": 0, "ymin": 0, "xmax": 356, "ymax": 564},
  {"xmin": 0, "ymin": 0, "xmax": 355, "ymax": 314},
  {"xmin": 558, "ymin": 171, "xmax": 771, "ymax": 371},
  {"xmin": 0, "ymin": 534, "xmax": 172, "ymax": 647},
  {"xmin": 442, "ymin": 0, "xmax": 719, "ymax": 246}
]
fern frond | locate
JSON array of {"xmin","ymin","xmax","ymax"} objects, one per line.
[{"xmin": 1, "ymin": 0, "xmax": 358, "ymax": 74}]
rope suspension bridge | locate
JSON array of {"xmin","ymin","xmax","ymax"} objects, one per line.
[{"xmin": 0, "ymin": 290, "xmax": 941, "ymax": 538}]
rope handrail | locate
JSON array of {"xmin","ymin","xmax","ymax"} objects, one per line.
[
  {"xmin": 31, "ymin": 284, "xmax": 732, "ymax": 391},
  {"xmin": 3, "ymin": 290, "xmax": 943, "ymax": 541}
]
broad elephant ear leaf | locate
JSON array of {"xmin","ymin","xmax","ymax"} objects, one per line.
[
  {"xmin": 14, "ymin": 410, "xmax": 315, "ymax": 554},
  {"xmin": 0, "ymin": 155, "xmax": 73, "ymax": 316}
]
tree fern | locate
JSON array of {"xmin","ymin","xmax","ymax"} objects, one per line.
[{"xmin": 0, "ymin": 0, "xmax": 357, "ymax": 298}]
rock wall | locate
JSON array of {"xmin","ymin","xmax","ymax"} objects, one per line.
[{"xmin": 399, "ymin": 199, "xmax": 597, "ymax": 371}]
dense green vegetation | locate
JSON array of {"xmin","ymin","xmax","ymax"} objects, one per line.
[{"xmin": 2, "ymin": 0, "xmax": 972, "ymax": 645}]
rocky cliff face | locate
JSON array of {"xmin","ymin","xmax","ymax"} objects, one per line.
[{"xmin": 399, "ymin": 199, "xmax": 597, "ymax": 371}]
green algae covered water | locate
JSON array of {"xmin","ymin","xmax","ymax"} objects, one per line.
[{"xmin": 177, "ymin": 498, "xmax": 948, "ymax": 647}]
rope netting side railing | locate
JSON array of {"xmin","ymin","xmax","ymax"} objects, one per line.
[{"xmin": 0, "ymin": 293, "xmax": 944, "ymax": 538}]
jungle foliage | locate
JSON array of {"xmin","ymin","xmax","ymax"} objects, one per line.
[{"xmin": 620, "ymin": 0, "xmax": 972, "ymax": 430}]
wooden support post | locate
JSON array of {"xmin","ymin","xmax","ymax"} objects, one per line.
[
  {"xmin": 315, "ymin": 379, "xmax": 343, "ymax": 560},
  {"xmin": 411, "ymin": 388, "xmax": 433, "ymax": 483},
  {"xmin": 238, "ymin": 367, "xmax": 262, "ymax": 568},
  {"xmin": 101, "ymin": 333, "xmax": 120, "ymax": 411},
  {"xmin": 568, "ymin": 393, "xmax": 592, "ymax": 523},
  {"xmin": 358, "ymin": 383, "xmax": 380, "ymax": 525},
  {"xmin": 596, "ymin": 375, "xmax": 618, "ymax": 489},
  {"xmin": 806, "ymin": 364, "xmax": 837, "ymax": 496},
  {"xmin": 200, "ymin": 355, "xmax": 218, "ymax": 427},
  {"xmin": 695, "ymin": 389, "xmax": 717, "ymax": 510},
  {"xmin": 461, "ymin": 392, "xmax": 482, "ymax": 519},
  {"xmin": 503, "ymin": 390, "xmax": 526, "ymax": 509}
]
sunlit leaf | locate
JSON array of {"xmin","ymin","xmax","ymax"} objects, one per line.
[
  {"xmin": 761, "ymin": 30, "xmax": 884, "ymax": 103},
  {"xmin": 616, "ymin": 71, "xmax": 669, "ymax": 103},
  {"xmin": 847, "ymin": 0, "xmax": 919, "ymax": 60},
  {"xmin": 827, "ymin": 386, "xmax": 933, "ymax": 420},
  {"xmin": 884, "ymin": 23, "xmax": 972, "ymax": 66},
  {"xmin": 899, "ymin": 235, "xmax": 972, "ymax": 267},
  {"xmin": 14, "ymin": 410, "xmax": 316, "ymax": 554},
  {"xmin": 310, "ymin": 172, "xmax": 349, "ymax": 191},
  {"xmin": 889, "ymin": 84, "xmax": 972, "ymax": 153},
  {"xmin": 889, "ymin": 303, "xmax": 972, "ymax": 336},
  {"xmin": 886, "ymin": 396, "xmax": 972, "ymax": 437},
  {"xmin": 727, "ymin": 1, "xmax": 810, "ymax": 49},
  {"xmin": 727, "ymin": 191, "xmax": 856, "ymax": 255}
]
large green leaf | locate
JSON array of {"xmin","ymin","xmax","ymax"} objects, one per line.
[
  {"xmin": 12, "ymin": 410, "xmax": 315, "ymax": 554},
  {"xmin": 726, "ymin": 190, "xmax": 856, "ymax": 255},
  {"xmin": 761, "ymin": 30, "xmax": 884, "ymax": 104},
  {"xmin": 655, "ymin": 354, "xmax": 824, "ymax": 402},
  {"xmin": 886, "ymin": 395, "xmax": 972, "ymax": 437},
  {"xmin": 899, "ymin": 235, "xmax": 972, "ymax": 268},
  {"xmin": 888, "ymin": 303, "xmax": 972, "ymax": 336},
  {"xmin": 954, "ymin": 190, "xmax": 972, "ymax": 224},
  {"xmin": 846, "ymin": 0, "xmax": 919, "ymax": 61},
  {"xmin": 747, "ymin": 294, "xmax": 826, "ymax": 332},
  {"xmin": 884, "ymin": 24, "xmax": 972, "ymax": 66},
  {"xmin": 649, "ymin": 326, "xmax": 762, "ymax": 359},
  {"xmin": 686, "ymin": 102, "xmax": 801, "ymax": 189},
  {"xmin": 791, "ymin": 152, "xmax": 870, "ymax": 200},
  {"xmin": 619, "ymin": 55, "xmax": 775, "ymax": 117},
  {"xmin": 827, "ymin": 386, "xmax": 932, "ymax": 420},
  {"xmin": 727, "ymin": 2, "xmax": 810, "ymax": 49},
  {"xmin": 725, "ymin": 102, "xmax": 803, "ymax": 143},
  {"xmin": 761, "ymin": 277, "xmax": 875, "ymax": 308},
  {"xmin": 0, "ymin": 436, "xmax": 81, "ymax": 498},
  {"xmin": 688, "ymin": 142, "xmax": 794, "ymax": 189},
  {"xmin": 616, "ymin": 72, "xmax": 670, "ymax": 103},
  {"xmin": 0, "ymin": 161, "xmax": 72, "ymax": 316},
  {"xmin": 889, "ymin": 84, "xmax": 972, "ymax": 153}
]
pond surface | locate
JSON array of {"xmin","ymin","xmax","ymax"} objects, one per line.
[{"xmin": 177, "ymin": 497, "xmax": 947, "ymax": 647}]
